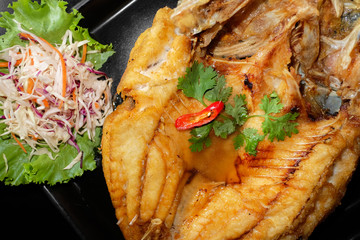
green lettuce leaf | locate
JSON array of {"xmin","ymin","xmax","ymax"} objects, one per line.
[
  {"xmin": 0, "ymin": 0, "xmax": 115, "ymax": 69},
  {"xmin": 0, "ymin": 0, "xmax": 114, "ymax": 185},
  {"xmin": 0, "ymin": 127, "xmax": 100, "ymax": 185}
]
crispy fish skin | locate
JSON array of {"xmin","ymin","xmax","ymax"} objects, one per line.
[
  {"xmin": 102, "ymin": 0, "xmax": 360, "ymax": 239},
  {"xmin": 102, "ymin": 7, "xmax": 192, "ymax": 240}
]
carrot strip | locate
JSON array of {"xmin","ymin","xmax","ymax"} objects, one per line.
[
  {"xmin": 19, "ymin": 32, "xmax": 67, "ymax": 109},
  {"xmin": 23, "ymin": 78, "xmax": 49, "ymax": 108},
  {"xmin": 19, "ymin": 33, "xmax": 37, "ymax": 42},
  {"xmin": 26, "ymin": 78, "xmax": 35, "ymax": 94},
  {"xmin": 81, "ymin": 44, "xmax": 87, "ymax": 63},
  {"xmin": 72, "ymin": 89, "xmax": 76, "ymax": 103},
  {"xmin": 94, "ymin": 102, "xmax": 100, "ymax": 109},
  {"xmin": 11, "ymin": 133, "xmax": 27, "ymax": 153},
  {"xmin": 42, "ymin": 99, "xmax": 50, "ymax": 108},
  {"xmin": 28, "ymin": 48, "xmax": 34, "ymax": 65},
  {"xmin": 18, "ymin": 85, "xmax": 25, "ymax": 92},
  {"xmin": 0, "ymin": 59, "xmax": 22, "ymax": 68},
  {"xmin": 0, "ymin": 46, "xmax": 33, "ymax": 68},
  {"xmin": 29, "ymin": 134, "xmax": 39, "ymax": 141}
]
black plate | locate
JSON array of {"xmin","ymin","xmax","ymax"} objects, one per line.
[{"xmin": 1, "ymin": 0, "xmax": 360, "ymax": 239}]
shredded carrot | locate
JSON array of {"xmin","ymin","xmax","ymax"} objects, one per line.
[
  {"xmin": 42, "ymin": 99, "xmax": 50, "ymax": 108},
  {"xmin": 26, "ymin": 78, "xmax": 35, "ymax": 94},
  {"xmin": 0, "ymin": 59, "xmax": 22, "ymax": 68},
  {"xmin": 0, "ymin": 47, "xmax": 33, "ymax": 68},
  {"xmin": 94, "ymin": 102, "xmax": 100, "ymax": 109},
  {"xmin": 18, "ymin": 85, "xmax": 25, "ymax": 92},
  {"xmin": 0, "ymin": 62, "xmax": 9, "ymax": 68},
  {"xmin": 81, "ymin": 44, "xmax": 87, "ymax": 64},
  {"xmin": 23, "ymin": 78, "xmax": 49, "ymax": 108},
  {"xmin": 72, "ymin": 89, "xmax": 77, "ymax": 103},
  {"xmin": 19, "ymin": 33, "xmax": 36, "ymax": 42},
  {"xmin": 19, "ymin": 32, "xmax": 67, "ymax": 109},
  {"xmin": 11, "ymin": 133, "xmax": 27, "ymax": 153},
  {"xmin": 28, "ymin": 48, "xmax": 34, "ymax": 65},
  {"xmin": 29, "ymin": 134, "xmax": 39, "ymax": 141}
]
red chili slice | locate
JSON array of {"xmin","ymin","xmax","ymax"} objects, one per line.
[{"xmin": 175, "ymin": 101, "xmax": 224, "ymax": 130}]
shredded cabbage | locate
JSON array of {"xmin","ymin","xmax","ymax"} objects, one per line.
[{"xmin": 0, "ymin": 25, "xmax": 113, "ymax": 163}]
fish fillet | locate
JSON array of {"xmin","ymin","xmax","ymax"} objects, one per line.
[{"xmin": 102, "ymin": 0, "xmax": 360, "ymax": 239}]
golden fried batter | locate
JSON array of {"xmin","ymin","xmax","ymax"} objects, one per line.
[{"xmin": 102, "ymin": 1, "xmax": 360, "ymax": 239}]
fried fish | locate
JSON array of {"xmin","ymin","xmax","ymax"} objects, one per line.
[{"xmin": 102, "ymin": 0, "xmax": 360, "ymax": 239}]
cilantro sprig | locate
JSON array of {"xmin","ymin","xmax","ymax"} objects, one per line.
[
  {"xmin": 258, "ymin": 92, "xmax": 299, "ymax": 141},
  {"xmin": 178, "ymin": 61, "xmax": 217, "ymax": 106},
  {"xmin": 177, "ymin": 62, "xmax": 299, "ymax": 156}
]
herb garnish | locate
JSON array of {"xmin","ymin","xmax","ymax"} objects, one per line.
[{"xmin": 177, "ymin": 61, "xmax": 299, "ymax": 155}]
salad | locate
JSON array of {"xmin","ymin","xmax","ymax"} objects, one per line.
[{"xmin": 0, "ymin": 0, "xmax": 115, "ymax": 185}]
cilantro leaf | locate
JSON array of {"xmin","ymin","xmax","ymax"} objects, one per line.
[
  {"xmin": 234, "ymin": 128, "xmax": 264, "ymax": 156},
  {"xmin": 225, "ymin": 94, "xmax": 248, "ymax": 125},
  {"xmin": 177, "ymin": 61, "xmax": 217, "ymax": 105},
  {"xmin": 177, "ymin": 62, "xmax": 300, "ymax": 156},
  {"xmin": 189, "ymin": 123, "xmax": 213, "ymax": 152},
  {"xmin": 233, "ymin": 133, "xmax": 245, "ymax": 150},
  {"xmin": 205, "ymin": 75, "xmax": 233, "ymax": 103},
  {"xmin": 262, "ymin": 112, "xmax": 299, "ymax": 142},
  {"xmin": 259, "ymin": 91, "xmax": 283, "ymax": 115},
  {"xmin": 213, "ymin": 119, "xmax": 236, "ymax": 139},
  {"xmin": 258, "ymin": 91, "xmax": 300, "ymax": 142}
]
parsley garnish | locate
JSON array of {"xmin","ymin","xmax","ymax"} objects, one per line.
[{"xmin": 177, "ymin": 62, "xmax": 299, "ymax": 155}]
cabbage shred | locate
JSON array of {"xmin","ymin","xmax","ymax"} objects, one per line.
[{"xmin": 0, "ymin": 26, "xmax": 113, "ymax": 163}]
